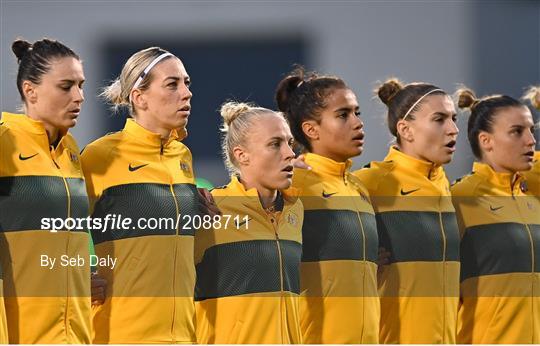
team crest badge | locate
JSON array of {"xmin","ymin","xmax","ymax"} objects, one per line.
[
  {"xmin": 520, "ymin": 180, "xmax": 528, "ymax": 193},
  {"xmin": 180, "ymin": 161, "xmax": 192, "ymax": 177},
  {"xmin": 69, "ymin": 151, "xmax": 79, "ymax": 164},
  {"xmin": 287, "ymin": 213, "xmax": 298, "ymax": 227}
]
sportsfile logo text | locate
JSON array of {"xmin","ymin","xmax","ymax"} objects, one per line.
[{"xmin": 41, "ymin": 213, "xmax": 251, "ymax": 232}]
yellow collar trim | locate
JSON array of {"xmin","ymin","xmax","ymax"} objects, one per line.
[
  {"xmin": 385, "ymin": 146, "xmax": 443, "ymax": 180},
  {"xmin": 304, "ymin": 152, "xmax": 352, "ymax": 177},
  {"xmin": 124, "ymin": 118, "xmax": 179, "ymax": 148}
]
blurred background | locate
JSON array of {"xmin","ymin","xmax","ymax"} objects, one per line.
[{"xmin": 1, "ymin": 0, "xmax": 539, "ymax": 185}]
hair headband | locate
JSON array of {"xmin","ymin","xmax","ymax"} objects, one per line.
[
  {"xmin": 129, "ymin": 52, "xmax": 173, "ymax": 101},
  {"xmin": 402, "ymin": 88, "xmax": 444, "ymax": 120}
]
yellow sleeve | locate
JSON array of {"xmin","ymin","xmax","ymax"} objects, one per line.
[{"xmin": 80, "ymin": 143, "xmax": 112, "ymax": 214}]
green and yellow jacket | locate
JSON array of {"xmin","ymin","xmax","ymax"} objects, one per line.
[
  {"xmin": 354, "ymin": 146, "xmax": 460, "ymax": 344},
  {"xmin": 81, "ymin": 119, "xmax": 198, "ymax": 344},
  {"xmin": 0, "ymin": 112, "xmax": 91, "ymax": 344},
  {"xmin": 452, "ymin": 162, "xmax": 540, "ymax": 344},
  {"xmin": 292, "ymin": 153, "xmax": 380, "ymax": 344},
  {"xmin": 195, "ymin": 176, "xmax": 303, "ymax": 344}
]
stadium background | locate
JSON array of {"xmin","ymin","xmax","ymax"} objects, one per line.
[{"xmin": 1, "ymin": 0, "xmax": 539, "ymax": 185}]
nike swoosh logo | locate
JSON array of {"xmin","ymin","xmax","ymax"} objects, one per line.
[
  {"xmin": 400, "ymin": 188, "xmax": 420, "ymax": 195},
  {"xmin": 490, "ymin": 205, "xmax": 504, "ymax": 211},
  {"xmin": 322, "ymin": 191, "xmax": 337, "ymax": 198},
  {"xmin": 128, "ymin": 163, "xmax": 148, "ymax": 172},
  {"xmin": 237, "ymin": 218, "xmax": 252, "ymax": 228},
  {"xmin": 19, "ymin": 153, "xmax": 38, "ymax": 161}
]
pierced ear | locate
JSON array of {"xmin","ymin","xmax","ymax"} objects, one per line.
[
  {"xmin": 22, "ymin": 81, "xmax": 37, "ymax": 104},
  {"xmin": 232, "ymin": 146, "xmax": 249, "ymax": 166},
  {"xmin": 478, "ymin": 131, "xmax": 493, "ymax": 152},
  {"xmin": 131, "ymin": 89, "xmax": 147, "ymax": 110},
  {"xmin": 302, "ymin": 120, "xmax": 319, "ymax": 141},
  {"xmin": 396, "ymin": 119, "xmax": 413, "ymax": 142}
]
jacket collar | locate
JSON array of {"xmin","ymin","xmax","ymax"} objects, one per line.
[
  {"xmin": 228, "ymin": 176, "xmax": 298, "ymax": 211},
  {"xmin": 1, "ymin": 112, "xmax": 68, "ymax": 148},
  {"xmin": 124, "ymin": 118, "xmax": 180, "ymax": 149},
  {"xmin": 385, "ymin": 146, "xmax": 444, "ymax": 180},
  {"xmin": 473, "ymin": 161, "xmax": 525, "ymax": 194},
  {"xmin": 304, "ymin": 152, "xmax": 352, "ymax": 177}
]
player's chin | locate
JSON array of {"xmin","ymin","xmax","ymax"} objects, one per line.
[
  {"xmin": 59, "ymin": 120, "xmax": 76, "ymax": 131},
  {"xmin": 352, "ymin": 146, "xmax": 363, "ymax": 157},
  {"xmin": 515, "ymin": 159, "xmax": 533, "ymax": 172},
  {"xmin": 274, "ymin": 175, "xmax": 292, "ymax": 191},
  {"xmin": 433, "ymin": 150, "xmax": 453, "ymax": 165}
]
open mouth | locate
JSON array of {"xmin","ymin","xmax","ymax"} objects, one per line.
[
  {"xmin": 525, "ymin": 151, "xmax": 535, "ymax": 160},
  {"xmin": 281, "ymin": 165, "xmax": 293, "ymax": 177},
  {"xmin": 282, "ymin": 165, "xmax": 293, "ymax": 173},
  {"xmin": 67, "ymin": 109, "xmax": 80, "ymax": 119},
  {"xmin": 445, "ymin": 140, "xmax": 456, "ymax": 149},
  {"xmin": 179, "ymin": 105, "xmax": 191, "ymax": 112}
]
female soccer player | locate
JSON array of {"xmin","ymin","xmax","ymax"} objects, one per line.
[
  {"xmin": 452, "ymin": 88, "xmax": 539, "ymax": 343},
  {"xmin": 275, "ymin": 67, "xmax": 379, "ymax": 343},
  {"xmin": 195, "ymin": 102, "xmax": 303, "ymax": 343},
  {"xmin": 81, "ymin": 47, "xmax": 199, "ymax": 343},
  {"xmin": 354, "ymin": 78, "xmax": 460, "ymax": 343},
  {"xmin": 0, "ymin": 38, "xmax": 91, "ymax": 343}
]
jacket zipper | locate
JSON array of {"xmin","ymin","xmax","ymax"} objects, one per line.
[
  {"xmin": 437, "ymin": 206, "xmax": 447, "ymax": 343},
  {"xmin": 51, "ymin": 145, "xmax": 72, "ymax": 341},
  {"xmin": 427, "ymin": 172, "xmax": 447, "ymax": 343},
  {"xmin": 161, "ymin": 142, "xmax": 180, "ymax": 342},
  {"xmin": 269, "ymin": 214, "xmax": 285, "ymax": 343}
]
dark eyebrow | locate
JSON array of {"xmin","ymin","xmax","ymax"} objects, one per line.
[
  {"xmin": 432, "ymin": 111, "xmax": 456, "ymax": 117},
  {"xmin": 334, "ymin": 105, "xmax": 359, "ymax": 113},
  {"xmin": 59, "ymin": 79, "xmax": 84, "ymax": 83}
]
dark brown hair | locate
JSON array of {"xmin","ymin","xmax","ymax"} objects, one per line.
[
  {"xmin": 12, "ymin": 38, "xmax": 79, "ymax": 102},
  {"xmin": 456, "ymin": 87, "xmax": 524, "ymax": 159},
  {"xmin": 275, "ymin": 66, "xmax": 347, "ymax": 151},
  {"xmin": 376, "ymin": 78, "xmax": 447, "ymax": 144}
]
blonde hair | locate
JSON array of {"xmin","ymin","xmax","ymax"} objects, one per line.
[
  {"xmin": 220, "ymin": 101, "xmax": 286, "ymax": 175},
  {"xmin": 524, "ymin": 86, "xmax": 540, "ymax": 110},
  {"xmin": 101, "ymin": 46, "xmax": 175, "ymax": 114}
]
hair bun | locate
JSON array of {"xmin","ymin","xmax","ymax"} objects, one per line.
[
  {"xmin": 456, "ymin": 87, "xmax": 478, "ymax": 110},
  {"xmin": 524, "ymin": 86, "xmax": 540, "ymax": 110},
  {"xmin": 220, "ymin": 102, "xmax": 252, "ymax": 128},
  {"xmin": 12, "ymin": 39, "xmax": 32, "ymax": 61},
  {"xmin": 275, "ymin": 65, "xmax": 308, "ymax": 113},
  {"xmin": 377, "ymin": 78, "xmax": 403, "ymax": 105},
  {"xmin": 275, "ymin": 75, "xmax": 304, "ymax": 113}
]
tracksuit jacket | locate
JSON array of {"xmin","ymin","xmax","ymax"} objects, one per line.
[
  {"xmin": 354, "ymin": 146, "xmax": 460, "ymax": 344},
  {"xmin": 0, "ymin": 112, "xmax": 91, "ymax": 343},
  {"xmin": 81, "ymin": 118, "xmax": 198, "ymax": 344},
  {"xmin": 452, "ymin": 162, "xmax": 540, "ymax": 344},
  {"xmin": 195, "ymin": 176, "xmax": 303, "ymax": 344},
  {"xmin": 293, "ymin": 153, "xmax": 380, "ymax": 344}
]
